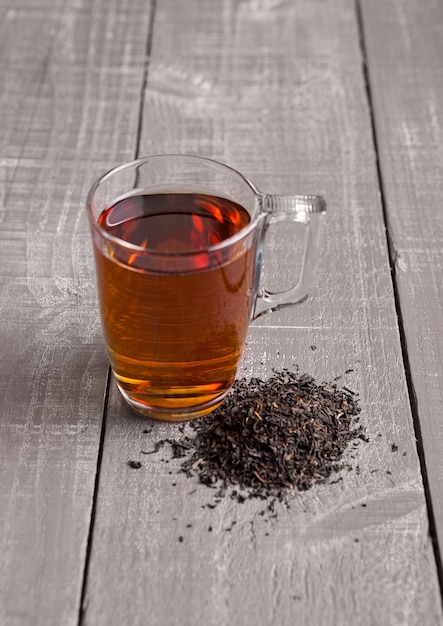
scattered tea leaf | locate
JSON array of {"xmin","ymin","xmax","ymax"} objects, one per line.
[{"xmin": 127, "ymin": 460, "xmax": 142, "ymax": 469}]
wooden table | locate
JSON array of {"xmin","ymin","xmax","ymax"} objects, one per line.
[{"xmin": 2, "ymin": 0, "xmax": 443, "ymax": 624}]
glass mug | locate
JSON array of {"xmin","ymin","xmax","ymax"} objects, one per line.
[{"xmin": 87, "ymin": 155, "xmax": 326, "ymax": 421}]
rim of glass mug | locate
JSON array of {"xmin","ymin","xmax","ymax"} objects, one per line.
[{"xmin": 87, "ymin": 154, "xmax": 325, "ymax": 252}]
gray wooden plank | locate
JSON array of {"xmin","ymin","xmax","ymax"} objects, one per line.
[
  {"xmin": 360, "ymin": 0, "xmax": 443, "ymax": 560},
  {"xmin": 0, "ymin": 0, "xmax": 152, "ymax": 624},
  {"xmin": 82, "ymin": 0, "xmax": 443, "ymax": 624}
]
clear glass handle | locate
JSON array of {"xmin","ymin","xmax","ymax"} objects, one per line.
[{"xmin": 253, "ymin": 194, "xmax": 327, "ymax": 319}]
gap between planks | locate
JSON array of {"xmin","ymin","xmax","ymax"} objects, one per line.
[
  {"xmin": 355, "ymin": 0, "xmax": 443, "ymax": 602},
  {"xmin": 77, "ymin": 2, "xmax": 158, "ymax": 623}
]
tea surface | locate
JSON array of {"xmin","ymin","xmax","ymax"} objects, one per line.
[{"xmin": 100, "ymin": 192, "xmax": 250, "ymax": 252}]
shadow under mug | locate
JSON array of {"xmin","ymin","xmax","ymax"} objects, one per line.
[{"xmin": 86, "ymin": 155, "xmax": 326, "ymax": 421}]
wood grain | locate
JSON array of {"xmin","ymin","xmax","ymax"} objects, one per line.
[
  {"xmin": 0, "ymin": 0, "xmax": 152, "ymax": 624},
  {"xmin": 360, "ymin": 0, "xmax": 443, "ymax": 557},
  {"xmin": 81, "ymin": 0, "xmax": 443, "ymax": 624}
]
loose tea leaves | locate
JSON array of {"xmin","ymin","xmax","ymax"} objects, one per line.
[{"xmin": 164, "ymin": 369, "xmax": 365, "ymax": 498}]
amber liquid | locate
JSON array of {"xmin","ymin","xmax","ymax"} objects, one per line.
[{"xmin": 94, "ymin": 193, "xmax": 255, "ymax": 419}]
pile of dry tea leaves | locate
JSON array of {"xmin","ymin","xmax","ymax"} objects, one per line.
[{"xmin": 154, "ymin": 369, "xmax": 365, "ymax": 499}]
